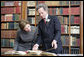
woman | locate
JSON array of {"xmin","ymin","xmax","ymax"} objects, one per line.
[{"xmin": 14, "ymin": 20, "xmax": 38, "ymax": 51}]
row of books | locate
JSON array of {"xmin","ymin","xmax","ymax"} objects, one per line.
[
  {"xmin": 27, "ymin": 1, "xmax": 35, "ymax": 7},
  {"xmin": 28, "ymin": 16, "xmax": 79, "ymax": 25},
  {"xmin": 1, "ymin": 30, "xmax": 17, "ymax": 38},
  {"xmin": 27, "ymin": 7, "xmax": 80, "ymax": 16},
  {"xmin": 48, "ymin": 7, "xmax": 80, "ymax": 15},
  {"xmin": 61, "ymin": 47, "xmax": 69, "ymax": 54},
  {"xmin": 60, "ymin": 1, "xmax": 80, "ymax": 5},
  {"xmin": 37, "ymin": 1, "xmax": 80, "ymax": 6},
  {"xmin": 27, "ymin": 17, "xmax": 35, "ymax": 24},
  {"xmin": 27, "ymin": 16, "xmax": 80, "ymax": 25},
  {"xmin": 61, "ymin": 25, "xmax": 69, "ymax": 33},
  {"xmin": 71, "ymin": 48, "xmax": 80, "ymax": 54},
  {"xmin": 70, "ymin": 35, "xmax": 80, "ymax": 46},
  {"xmin": 1, "ymin": 39, "xmax": 14, "ymax": 47},
  {"xmin": 62, "ymin": 47, "xmax": 80, "ymax": 54},
  {"xmin": 70, "ymin": 1, "xmax": 80, "ymax": 5},
  {"xmin": 61, "ymin": 25, "xmax": 80, "ymax": 34},
  {"xmin": 36, "ymin": 16, "xmax": 41, "ymax": 24},
  {"xmin": 1, "ymin": 48, "xmax": 13, "ymax": 54},
  {"xmin": 1, "ymin": 7, "xmax": 21, "ymax": 14},
  {"xmin": 27, "ymin": 16, "xmax": 41, "ymax": 25},
  {"xmin": 27, "ymin": 8, "xmax": 35, "ymax": 15},
  {"xmin": 1, "ymin": 1, "xmax": 21, "ymax": 6},
  {"xmin": 70, "ymin": 26, "xmax": 80, "ymax": 34},
  {"xmin": 61, "ymin": 35, "xmax": 80, "ymax": 46},
  {"xmin": 1, "ymin": 22, "xmax": 19, "ymax": 29},
  {"xmin": 58, "ymin": 16, "xmax": 80, "ymax": 24},
  {"xmin": 58, "ymin": 16, "xmax": 69, "ymax": 24},
  {"xmin": 70, "ymin": 16, "xmax": 80, "ymax": 24},
  {"xmin": 1, "ymin": 14, "xmax": 21, "ymax": 22},
  {"xmin": 61, "ymin": 36, "xmax": 69, "ymax": 46},
  {"xmin": 45, "ymin": 1, "xmax": 69, "ymax": 6}
]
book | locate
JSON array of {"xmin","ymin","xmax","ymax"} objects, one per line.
[
  {"xmin": 1, "ymin": 2, "xmax": 5, "ymax": 6},
  {"xmin": 58, "ymin": 16, "xmax": 69, "ymax": 24},
  {"xmin": 70, "ymin": 26, "xmax": 80, "ymax": 34},
  {"xmin": 10, "ymin": 39, "xmax": 14, "ymax": 47},
  {"xmin": 61, "ymin": 25, "xmax": 68, "ymax": 33},
  {"xmin": 4, "ymin": 1, "xmax": 14, "ymax": 6},
  {"xmin": 60, "ymin": 1, "xmax": 69, "ymax": 6},
  {"xmin": 1, "ymin": 30, "xmax": 17, "ymax": 38},
  {"xmin": 1, "ymin": 22, "xmax": 19, "ymax": 29},
  {"xmin": 61, "ymin": 35, "xmax": 69, "ymax": 46},
  {"xmin": 27, "ymin": 1, "xmax": 35, "ymax": 7},
  {"xmin": 27, "ymin": 17, "xmax": 35, "ymax": 24},
  {"xmin": 5, "ymin": 14, "xmax": 13, "ymax": 21},
  {"xmin": 45, "ymin": 1, "xmax": 60, "ymax": 6},
  {"xmin": 71, "ymin": 16, "xmax": 80, "ymax": 24},
  {"xmin": 1, "ymin": 39, "xmax": 10, "ymax": 47},
  {"xmin": 63, "ymin": 8, "xmax": 69, "ymax": 15},
  {"xmin": 1, "ymin": 39, "xmax": 15, "ymax": 47},
  {"xmin": 1, "ymin": 7, "xmax": 21, "ymax": 14},
  {"xmin": 70, "ymin": 35, "xmax": 80, "ymax": 46},
  {"xmin": 1, "ymin": 48, "xmax": 13, "ymax": 54},
  {"xmin": 37, "ymin": 1, "xmax": 45, "ymax": 4},
  {"xmin": 14, "ymin": 1, "xmax": 21, "ymax": 6},
  {"xmin": 16, "ymin": 6, "xmax": 21, "ymax": 14},
  {"xmin": 1, "ymin": 7, "xmax": 16, "ymax": 14},
  {"xmin": 71, "ymin": 48, "xmax": 80, "ymax": 54},
  {"xmin": 71, "ymin": 7, "xmax": 80, "ymax": 15},
  {"xmin": 36, "ymin": 16, "xmax": 41, "ymax": 24},
  {"xmin": 62, "ymin": 47, "xmax": 69, "ymax": 54},
  {"xmin": 27, "ymin": 8, "xmax": 35, "ymax": 15},
  {"xmin": 71, "ymin": 1, "xmax": 80, "ymax": 5}
]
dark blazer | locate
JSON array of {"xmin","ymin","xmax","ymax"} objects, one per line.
[{"xmin": 36, "ymin": 15, "xmax": 63, "ymax": 54}]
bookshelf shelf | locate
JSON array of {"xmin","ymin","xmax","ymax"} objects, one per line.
[
  {"xmin": 48, "ymin": 5, "xmax": 69, "ymax": 7},
  {"xmin": 27, "ymin": 6, "xmax": 35, "ymax": 8},
  {"xmin": 70, "ymin": 24, "xmax": 80, "ymax": 25},
  {"xmin": 63, "ymin": 45, "xmax": 70, "ymax": 46},
  {"xmin": 71, "ymin": 34, "xmax": 80, "ymax": 35},
  {"xmin": 2, "ymin": 47, "xmax": 13, "ymax": 48},
  {"xmin": 1, "ymin": 6, "xmax": 21, "ymax": 8},
  {"xmin": 61, "ymin": 33, "xmax": 69, "ymax": 35},
  {"xmin": 1, "ymin": 13, "xmax": 21, "ymax": 15},
  {"xmin": 1, "ymin": 38, "xmax": 15, "ymax": 39},
  {"xmin": 71, "ymin": 45, "xmax": 80, "ymax": 47},
  {"xmin": 36, "ymin": 14, "xmax": 80, "ymax": 16},
  {"xmin": 70, "ymin": 4, "xmax": 80, "ymax": 7},
  {"xmin": 1, "ymin": 29, "xmax": 18, "ymax": 30},
  {"xmin": 71, "ymin": 14, "xmax": 80, "ymax": 16},
  {"xmin": 1, "ymin": 21, "xmax": 19, "ymax": 23},
  {"xmin": 27, "ymin": 15, "xmax": 35, "ymax": 17}
]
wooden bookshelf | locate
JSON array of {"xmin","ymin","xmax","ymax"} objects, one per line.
[
  {"xmin": 80, "ymin": 1, "xmax": 83, "ymax": 54},
  {"xmin": 1, "ymin": 1, "xmax": 22, "ymax": 53}
]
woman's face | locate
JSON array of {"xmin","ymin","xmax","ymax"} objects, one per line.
[{"xmin": 24, "ymin": 24, "xmax": 31, "ymax": 32}]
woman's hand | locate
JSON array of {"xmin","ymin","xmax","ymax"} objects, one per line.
[{"xmin": 32, "ymin": 44, "xmax": 39, "ymax": 51}]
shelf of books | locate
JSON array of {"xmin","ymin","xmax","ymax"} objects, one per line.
[
  {"xmin": 1, "ymin": 1, "xmax": 22, "ymax": 53},
  {"xmin": 35, "ymin": 1, "xmax": 81, "ymax": 54},
  {"xmin": 27, "ymin": 1, "xmax": 36, "ymax": 26}
]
